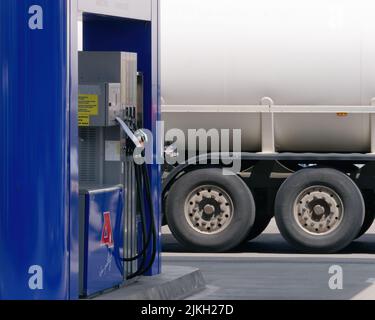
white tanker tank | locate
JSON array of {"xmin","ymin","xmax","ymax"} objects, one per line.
[{"xmin": 161, "ymin": 0, "xmax": 375, "ymax": 153}]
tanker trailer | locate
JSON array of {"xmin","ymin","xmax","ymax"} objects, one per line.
[{"xmin": 161, "ymin": 0, "xmax": 375, "ymax": 253}]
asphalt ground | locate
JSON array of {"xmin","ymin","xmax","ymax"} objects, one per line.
[{"xmin": 162, "ymin": 220, "xmax": 375, "ymax": 300}]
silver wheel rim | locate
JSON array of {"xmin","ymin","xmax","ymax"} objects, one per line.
[
  {"xmin": 184, "ymin": 185, "xmax": 234, "ymax": 235},
  {"xmin": 293, "ymin": 185, "xmax": 344, "ymax": 236}
]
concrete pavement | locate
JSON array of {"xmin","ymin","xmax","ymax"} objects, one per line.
[
  {"xmin": 95, "ymin": 266, "xmax": 206, "ymax": 300},
  {"xmin": 162, "ymin": 220, "xmax": 375, "ymax": 300}
]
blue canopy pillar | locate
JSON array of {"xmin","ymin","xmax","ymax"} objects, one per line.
[{"xmin": 0, "ymin": 0, "xmax": 161, "ymax": 300}]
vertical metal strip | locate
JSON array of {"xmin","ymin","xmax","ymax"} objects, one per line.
[
  {"xmin": 132, "ymin": 160, "xmax": 138, "ymax": 273},
  {"xmin": 260, "ymin": 97, "xmax": 275, "ymax": 154},
  {"xmin": 371, "ymin": 98, "xmax": 375, "ymax": 154},
  {"xmin": 69, "ymin": 0, "xmax": 80, "ymax": 299},
  {"xmin": 261, "ymin": 113, "xmax": 276, "ymax": 154},
  {"xmin": 124, "ymin": 157, "xmax": 138, "ymax": 278},
  {"xmin": 145, "ymin": 0, "xmax": 162, "ymax": 277}
]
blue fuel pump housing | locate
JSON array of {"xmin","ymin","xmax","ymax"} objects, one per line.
[
  {"xmin": 80, "ymin": 186, "xmax": 124, "ymax": 298},
  {"xmin": 0, "ymin": 0, "xmax": 161, "ymax": 300}
]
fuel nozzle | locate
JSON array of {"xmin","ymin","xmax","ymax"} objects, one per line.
[{"xmin": 116, "ymin": 117, "xmax": 144, "ymax": 149}]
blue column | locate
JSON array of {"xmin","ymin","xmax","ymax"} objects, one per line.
[{"xmin": 0, "ymin": 0, "xmax": 71, "ymax": 299}]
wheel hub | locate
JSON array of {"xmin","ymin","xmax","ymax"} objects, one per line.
[
  {"xmin": 313, "ymin": 205, "xmax": 325, "ymax": 216},
  {"xmin": 184, "ymin": 185, "xmax": 234, "ymax": 234},
  {"xmin": 203, "ymin": 204, "xmax": 215, "ymax": 215},
  {"xmin": 294, "ymin": 186, "xmax": 344, "ymax": 235}
]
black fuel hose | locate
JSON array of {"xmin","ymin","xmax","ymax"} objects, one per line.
[
  {"xmin": 125, "ymin": 162, "xmax": 157, "ymax": 280},
  {"xmin": 122, "ymin": 162, "xmax": 149, "ymax": 263},
  {"xmin": 115, "ymin": 117, "xmax": 158, "ymax": 279}
]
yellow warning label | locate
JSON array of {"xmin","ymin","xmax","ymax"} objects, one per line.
[
  {"xmin": 79, "ymin": 94, "xmax": 99, "ymax": 115},
  {"xmin": 78, "ymin": 94, "xmax": 98, "ymax": 127},
  {"xmin": 78, "ymin": 115, "xmax": 90, "ymax": 127}
]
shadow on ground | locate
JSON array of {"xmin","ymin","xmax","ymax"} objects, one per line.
[{"xmin": 162, "ymin": 232, "xmax": 375, "ymax": 255}]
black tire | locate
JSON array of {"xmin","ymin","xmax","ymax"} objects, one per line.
[
  {"xmin": 166, "ymin": 168, "xmax": 256, "ymax": 252},
  {"xmin": 356, "ymin": 190, "xmax": 375, "ymax": 239},
  {"xmin": 275, "ymin": 168, "xmax": 364, "ymax": 253}
]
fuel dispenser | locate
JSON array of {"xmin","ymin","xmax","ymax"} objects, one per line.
[
  {"xmin": 0, "ymin": 0, "xmax": 160, "ymax": 300},
  {"xmin": 78, "ymin": 52, "xmax": 157, "ymax": 297}
]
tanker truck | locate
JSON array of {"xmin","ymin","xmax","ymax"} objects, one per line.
[{"xmin": 160, "ymin": 0, "xmax": 375, "ymax": 253}]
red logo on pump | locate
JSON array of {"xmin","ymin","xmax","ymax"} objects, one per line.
[{"xmin": 101, "ymin": 212, "xmax": 114, "ymax": 248}]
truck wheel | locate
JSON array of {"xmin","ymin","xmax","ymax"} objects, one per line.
[
  {"xmin": 275, "ymin": 168, "xmax": 364, "ymax": 253},
  {"xmin": 166, "ymin": 168, "xmax": 256, "ymax": 252},
  {"xmin": 356, "ymin": 190, "xmax": 375, "ymax": 239}
]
